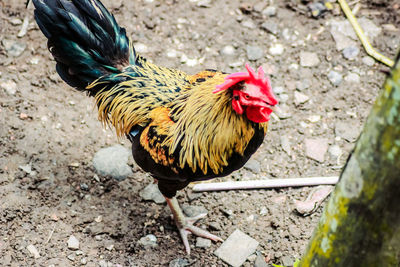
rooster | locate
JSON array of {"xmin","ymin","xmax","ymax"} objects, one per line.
[{"xmin": 32, "ymin": 0, "xmax": 278, "ymax": 254}]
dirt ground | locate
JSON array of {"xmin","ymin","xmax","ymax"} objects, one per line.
[{"xmin": 0, "ymin": 0, "xmax": 399, "ymax": 266}]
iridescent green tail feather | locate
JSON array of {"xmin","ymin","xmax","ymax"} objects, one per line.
[{"xmin": 33, "ymin": 0, "xmax": 136, "ymax": 90}]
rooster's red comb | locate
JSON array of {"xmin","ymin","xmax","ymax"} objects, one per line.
[{"xmin": 213, "ymin": 63, "xmax": 277, "ymax": 105}]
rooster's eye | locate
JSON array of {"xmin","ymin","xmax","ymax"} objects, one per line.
[{"xmin": 245, "ymin": 95, "xmax": 250, "ymax": 99}]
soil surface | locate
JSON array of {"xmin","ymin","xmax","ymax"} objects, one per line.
[{"xmin": 1, "ymin": 0, "xmax": 399, "ymax": 266}]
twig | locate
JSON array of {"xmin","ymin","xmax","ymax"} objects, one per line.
[
  {"xmin": 338, "ymin": 0, "xmax": 394, "ymax": 67},
  {"xmin": 45, "ymin": 224, "xmax": 56, "ymax": 244},
  {"xmin": 192, "ymin": 176, "xmax": 339, "ymax": 192}
]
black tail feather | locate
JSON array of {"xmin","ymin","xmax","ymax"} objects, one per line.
[{"xmin": 33, "ymin": 0, "xmax": 136, "ymax": 90}]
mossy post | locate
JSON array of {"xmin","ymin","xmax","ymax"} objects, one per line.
[{"xmin": 300, "ymin": 53, "xmax": 400, "ymax": 266}]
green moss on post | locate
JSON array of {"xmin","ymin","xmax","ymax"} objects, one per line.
[{"xmin": 300, "ymin": 53, "xmax": 400, "ymax": 266}]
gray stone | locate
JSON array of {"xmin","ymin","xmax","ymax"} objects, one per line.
[
  {"xmin": 196, "ymin": 237, "xmax": 211, "ymax": 248},
  {"xmin": 329, "ymin": 145, "xmax": 342, "ymax": 158},
  {"xmin": 281, "ymin": 255, "xmax": 295, "ymax": 266},
  {"xmin": 273, "ymin": 86, "xmax": 285, "ymax": 95},
  {"xmin": 327, "ymin": 71, "xmax": 343, "ymax": 86},
  {"xmin": 342, "ymin": 46, "xmax": 359, "ymax": 60},
  {"xmin": 92, "ymin": 145, "xmax": 132, "ymax": 181},
  {"xmin": 10, "ymin": 18, "xmax": 22, "ymax": 25},
  {"xmin": 345, "ymin": 72, "xmax": 360, "ymax": 83},
  {"xmin": 262, "ymin": 6, "xmax": 277, "ymax": 17},
  {"xmin": 139, "ymin": 183, "xmax": 166, "ymax": 204},
  {"xmin": 359, "ymin": 17, "xmax": 381, "ymax": 40},
  {"xmin": 274, "ymin": 104, "xmax": 292, "ymax": 119},
  {"xmin": 296, "ymin": 79, "xmax": 311, "ymax": 91},
  {"xmin": 209, "ymin": 222, "xmax": 222, "ymax": 231},
  {"xmin": 280, "ymin": 135, "xmax": 291, "ymax": 155},
  {"xmin": 221, "ymin": 45, "xmax": 235, "ymax": 56},
  {"xmin": 67, "ymin": 235, "xmax": 80, "ymax": 250},
  {"xmin": 138, "ymin": 234, "xmax": 157, "ymax": 248},
  {"xmin": 187, "ymin": 191, "xmax": 202, "ymax": 201},
  {"xmin": 2, "ymin": 39, "xmax": 26, "ymax": 57},
  {"xmin": 214, "ymin": 229, "xmax": 259, "ymax": 267},
  {"xmin": 169, "ymin": 258, "xmax": 190, "ymax": 267},
  {"xmin": 197, "ymin": 0, "xmax": 211, "ymax": 7},
  {"xmin": 253, "ymin": 2, "xmax": 266, "ymax": 12},
  {"xmin": 182, "ymin": 204, "xmax": 207, "ymax": 217},
  {"xmin": 135, "ymin": 43, "xmax": 148, "ymax": 53},
  {"xmin": 305, "ymin": 138, "xmax": 328, "ymax": 163},
  {"xmin": 67, "ymin": 254, "xmax": 75, "ymax": 261},
  {"xmin": 19, "ymin": 164, "xmax": 36, "ymax": 175},
  {"xmin": 279, "ymin": 93, "xmax": 289, "ymax": 103},
  {"xmin": 261, "ymin": 21, "xmax": 278, "ymax": 35},
  {"xmin": 329, "ymin": 19, "xmax": 358, "ymax": 51},
  {"xmin": 294, "ymin": 91, "xmax": 310, "ymax": 105},
  {"xmin": 300, "ymin": 52, "xmax": 320, "ymax": 67},
  {"xmin": 335, "ymin": 122, "xmax": 360, "ymax": 142},
  {"xmin": 244, "ymin": 159, "xmax": 261, "ymax": 174},
  {"xmin": 362, "ymin": 56, "xmax": 375, "ymax": 66},
  {"xmin": 259, "ymin": 206, "xmax": 268, "ymax": 216},
  {"xmin": 254, "ymin": 254, "xmax": 268, "ymax": 267},
  {"xmin": 1, "ymin": 80, "xmax": 17, "ymax": 95},
  {"xmin": 269, "ymin": 43, "xmax": 284, "ymax": 56},
  {"xmin": 26, "ymin": 244, "xmax": 40, "ymax": 259},
  {"xmin": 242, "ymin": 20, "xmax": 256, "ymax": 29},
  {"xmin": 246, "ymin": 45, "xmax": 263, "ymax": 61}
]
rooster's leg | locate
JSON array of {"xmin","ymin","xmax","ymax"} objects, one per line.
[{"xmin": 165, "ymin": 197, "xmax": 223, "ymax": 255}]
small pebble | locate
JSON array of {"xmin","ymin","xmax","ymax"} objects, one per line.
[
  {"xmin": 262, "ymin": 6, "xmax": 277, "ymax": 16},
  {"xmin": 269, "ymin": 43, "xmax": 284, "ymax": 55},
  {"xmin": 214, "ymin": 229, "xmax": 259, "ymax": 267},
  {"xmin": 273, "ymin": 86, "xmax": 284, "ymax": 95},
  {"xmin": 67, "ymin": 235, "xmax": 80, "ymax": 250},
  {"xmin": 246, "ymin": 45, "xmax": 263, "ymax": 61},
  {"xmin": 242, "ymin": 20, "xmax": 256, "ymax": 29},
  {"xmin": 182, "ymin": 204, "xmax": 208, "ymax": 217},
  {"xmin": 10, "ymin": 18, "xmax": 23, "ymax": 25},
  {"xmin": 279, "ymin": 93, "xmax": 289, "ymax": 103},
  {"xmin": 300, "ymin": 52, "xmax": 320, "ymax": 67},
  {"xmin": 261, "ymin": 22, "xmax": 278, "ymax": 35},
  {"xmin": 138, "ymin": 234, "xmax": 157, "ymax": 248},
  {"xmin": 329, "ymin": 145, "xmax": 342, "ymax": 158},
  {"xmin": 254, "ymin": 254, "xmax": 268, "ymax": 267},
  {"xmin": 196, "ymin": 237, "xmax": 211, "ymax": 248},
  {"xmin": 307, "ymin": 115, "xmax": 321, "ymax": 123},
  {"xmin": 1, "ymin": 80, "xmax": 17, "ymax": 95},
  {"xmin": 2, "ymin": 39, "xmax": 26, "ymax": 57},
  {"xmin": 259, "ymin": 206, "xmax": 268, "ymax": 216},
  {"xmin": 140, "ymin": 183, "xmax": 166, "ymax": 204},
  {"xmin": 305, "ymin": 138, "xmax": 328, "ymax": 163},
  {"xmin": 345, "ymin": 72, "xmax": 360, "ymax": 83},
  {"xmin": 166, "ymin": 49, "xmax": 179, "ymax": 58},
  {"xmin": 81, "ymin": 258, "xmax": 87, "ymax": 265},
  {"xmin": 342, "ymin": 46, "xmax": 359, "ymax": 60},
  {"xmin": 244, "ymin": 159, "xmax": 261, "ymax": 174},
  {"xmin": 169, "ymin": 258, "xmax": 190, "ymax": 267},
  {"xmin": 280, "ymin": 135, "xmax": 291, "ymax": 155},
  {"xmin": 26, "ymin": 244, "xmax": 40, "ymax": 259},
  {"xmin": 362, "ymin": 56, "xmax": 375, "ymax": 66},
  {"xmin": 294, "ymin": 91, "xmax": 310, "ymax": 105},
  {"xmin": 221, "ymin": 45, "xmax": 236, "ymax": 56},
  {"xmin": 134, "ymin": 43, "xmax": 148, "ymax": 53},
  {"xmin": 327, "ymin": 70, "xmax": 343, "ymax": 86},
  {"xmin": 67, "ymin": 254, "xmax": 75, "ymax": 261},
  {"xmin": 295, "ymin": 79, "xmax": 311, "ymax": 91}
]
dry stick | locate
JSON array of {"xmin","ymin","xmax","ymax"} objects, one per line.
[
  {"xmin": 192, "ymin": 176, "xmax": 339, "ymax": 192},
  {"xmin": 45, "ymin": 224, "xmax": 56, "ymax": 244}
]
